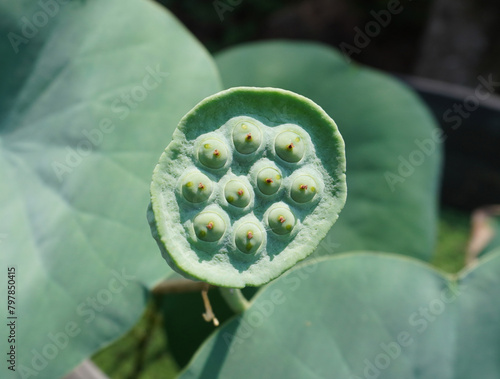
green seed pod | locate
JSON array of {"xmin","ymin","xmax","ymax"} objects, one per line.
[{"xmin": 148, "ymin": 87, "xmax": 346, "ymax": 287}]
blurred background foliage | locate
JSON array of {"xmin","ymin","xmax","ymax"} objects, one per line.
[
  {"xmin": 158, "ymin": 0, "xmax": 500, "ymax": 87},
  {"xmin": 159, "ymin": 0, "xmax": 431, "ymax": 73}
]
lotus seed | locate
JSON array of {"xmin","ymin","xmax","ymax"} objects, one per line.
[
  {"xmin": 257, "ymin": 167, "xmax": 282, "ymax": 195},
  {"xmin": 275, "ymin": 131, "xmax": 305, "ymax": 163},
  {"xmin": 291, "ymin": 175, "xmax": 318, "ymax": 203},
  {"xmin": 198, "ymin": 138, "xmax": 228, "ymax": 169},
  {"xmin": 224, "ymin": 179, "xmax": 252, "ymax": 208},
  {"xmin": 232, "ymin": 120, "xmax": 262, "ymax": 154},
  {"xmin": 181, "ymin": 172, "xmax": 213, "ymax": 203},
  {"xmin": 268, "ymin": 206, "xmax": 296, "ymax": 235},
  {"xmin": 235, "ymin": 222, "xmax": 264, "ymax": 254},
  {"xmin": 193, "ymin": 211, "xmax": 226, "ymax": 242}
]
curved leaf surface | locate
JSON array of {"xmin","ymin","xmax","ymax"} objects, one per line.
[{"xmin": 180, "ymin": 251, "xmax": 500, "ymax": 379}]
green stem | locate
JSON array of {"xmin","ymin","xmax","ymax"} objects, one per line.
[{"xmin": 219, "ymin": 287, "xmax": 250, "ymax": 313}]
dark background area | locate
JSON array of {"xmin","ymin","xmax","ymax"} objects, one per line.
[
  {"xmin": 157, "ymin": 0, "xmax": 500, "ymax": 210},
  {"xmin": 159, "ymin": 0, "xmax": 432, "ymax": 75},
  {"xmin": 157, "ymin": 0, "xmax": 500, "ymax": 86}
]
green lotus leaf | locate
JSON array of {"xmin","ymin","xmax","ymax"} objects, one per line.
[
  {"xmin": 0, "ymin": 0, "xmax": 221, "ymax": 377},
  {"xmin": 180, "ymin": 250, "xmax": 500, "ymax": 379}
]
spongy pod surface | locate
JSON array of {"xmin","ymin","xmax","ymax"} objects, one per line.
[{"xmin": 148, "ymin": 87, "xmax": 347, "ymax": 287}]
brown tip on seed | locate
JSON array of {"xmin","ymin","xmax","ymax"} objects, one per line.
[
  {"xmin": 245, "ymin": 133, "xmax": 252, "ymax": 141},
  {"xmin": 247, "ymin": 231, "xmax": 253, "ymax": 240},
  {"xmin": 206, "ymin": 221, "xmax": 214, "ymax": 230},
  {"xmin": 265, "ymin": 178, "xmax": 273, "ymax": 184},
  {"xmin": 237, "ymin": 189, "xmax": 244, "ymax": 196},
  {"xmin": 213, "ymin": 149, "xmax": 220, "ymax": 157},
  {"xmin": 278, "ymin": 215, "xmax": 286, "ymax": 223},
  {"xmin": 198, "ymin": 182, "xmax": 205, "ymax": 190},
  {"xmin": 299, "ymin": 184, "xmax": 308, "ymax": 190},
  {"xmin": 287, "ymin": 143, "xmax": 294, "ymax": 150}
]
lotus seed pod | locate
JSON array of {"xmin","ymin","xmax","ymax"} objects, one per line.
[
  {"xmin": 224, "ymin": 179, "xmax": 252, "ymax": 208},
  {"xmin": 232, "ymin": 120, "xmax": 263, "ymax": 154},
  {"xmin": 267, "ymin": 205, "xmax": 296, "ymax": 235},
  {"xmin": 275, "ymin": 131, "xmax": 305, "ymax": 163},
  {"xmin": 180, "ymin": 172, "xmax": 213, "ymax": 203},
  {"xmin": 257, "ymin": 167, "xmax": 282, "ymax": 195},
  {"xmin": 197, "ymin": 138, "xmax": 228, "ymax": 169},
  {"xmin": 193, "ymin": 211, "xmax": 226, "ymax": 242},
  {"xmin": 290, "ymin": 175, "xmax": 318, "ymax": 203},
  {"xmin": 148, "ymin": 87, "xmax": 347, "ymax": 287},
  {"xmin": 234, "ymin": 221, "xmax": 265, "ymax": 254}
]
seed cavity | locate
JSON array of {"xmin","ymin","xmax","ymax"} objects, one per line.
[
  {"xmin": 181, "ymin": 172, "xmax": 213, "ymax": 203},
  {"xmin": 275, "ymin": 131, "xmax": 305, "ymax": 163},
  {"xmin": 193, "ymin": 211, "xmax": 226, "ymax": 242},
  {"xmin": 234, "ymin": 221, "xmax": 264, "ymax": 254},
  {"xmin": 224, "ymin": 179, "xmax": 252, "ymax": 208},
  {"xmin": 232, "ymin": 120, "xmax": 262, "ymax": 154},
  {"xmin": 198, "ymin": 138, "xmax": 228, "ymax": 169},
  {"xmin": 268, "ymin": 206, "xmax": 296, "ymax": 235},
  {"xmin": 257, "ymin": 167, "xmax": 282, "ymax": 196},
  {"xmin": 291, "ymin": 175, "xmax": 318, "ymax": 203}
]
